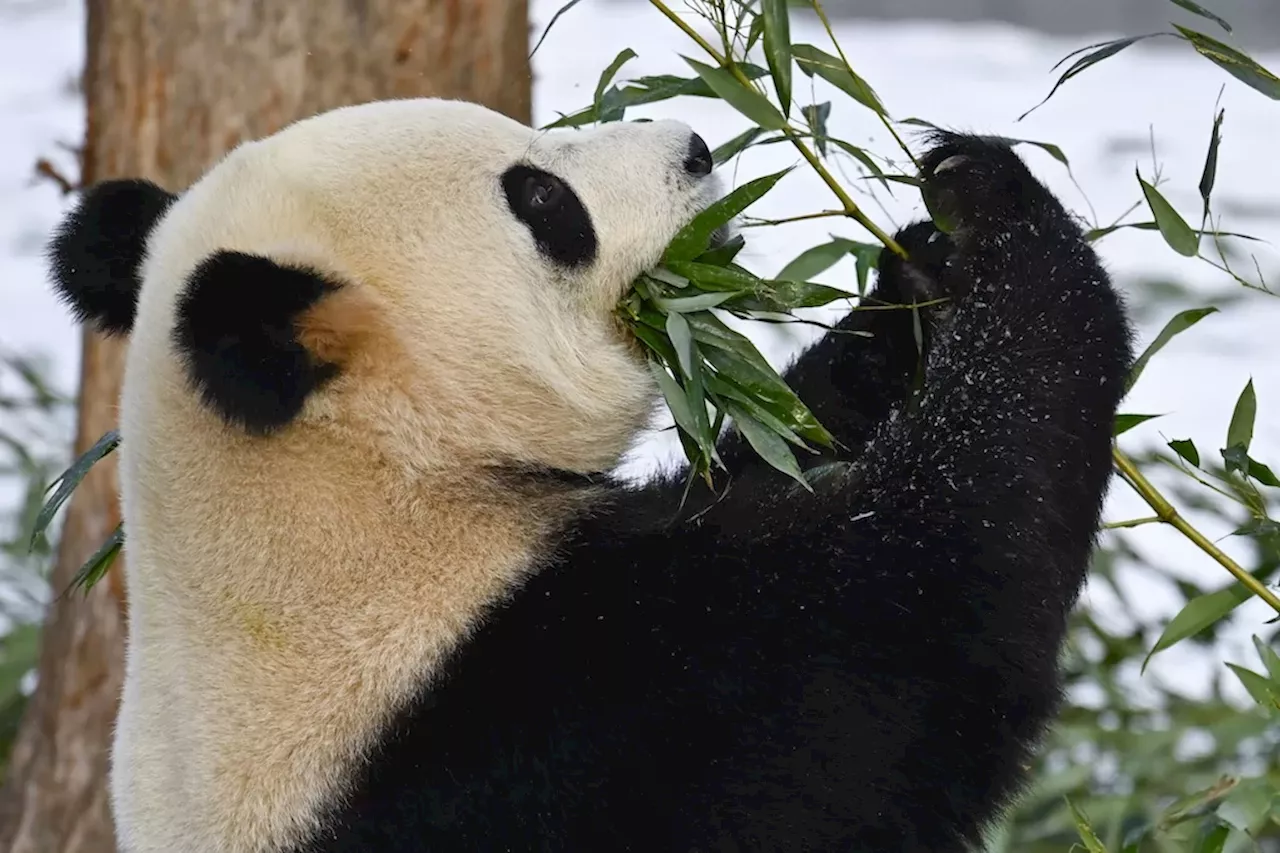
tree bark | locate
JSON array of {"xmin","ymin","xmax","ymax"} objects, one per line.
[{"xmin": 0, "ymin": 3, "xmax": 530, "ymax": 851}]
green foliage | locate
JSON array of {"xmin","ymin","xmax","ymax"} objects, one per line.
[{"xmin": 0, "ymin": 351, "xmax": 73, "ymax": 778}]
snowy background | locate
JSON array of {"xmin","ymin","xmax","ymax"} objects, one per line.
[{"xmin": 1, "ymin": 0, "xmax": 1278, "ymax": 701}]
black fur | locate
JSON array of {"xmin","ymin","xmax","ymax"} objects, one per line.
[
  {"xmin": 172, "ymin": 251, "xmax": 343, "ymax": 435},
  {"xmin": 295, "ymin": 133, "xmax": 1134, "ymax": 852},
  {"xmin": 47, "ymin": 178, "xmax": 177, "ymax": 336},
  {"xmin": 501, "ymin": 164, "xmax": 598, "ymax": 267}
]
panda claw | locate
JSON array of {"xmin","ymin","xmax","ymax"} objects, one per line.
[{"xmin": 931, "ymin": 154, "xmax": 970, "ymax": 175}]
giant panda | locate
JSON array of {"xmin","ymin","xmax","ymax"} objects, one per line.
[{"xmin": 47, "ymin": 96, "xmax": 1133, "ymax": 853}]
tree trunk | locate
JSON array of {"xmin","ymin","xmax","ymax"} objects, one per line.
[{"xmin": 0, "ymin": 3, "xmax": 530, "ymax": 850}]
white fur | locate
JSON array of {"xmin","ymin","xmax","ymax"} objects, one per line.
[{"xmin": 111, "ymin": 98, "xmax": 721, "ymax": 853}]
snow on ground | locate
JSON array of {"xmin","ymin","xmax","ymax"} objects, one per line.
[{"xmin": 1, "ymin": 0, "xmax": 1278, "ymax": 701}]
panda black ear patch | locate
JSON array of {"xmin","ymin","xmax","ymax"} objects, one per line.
[
  {"xmin": 47, "ymin": 178, "xmax": 177, "ymax": 336},
  {"xmin": 173, "ymin": 251, "xmax": 350, "ymax": 435}
]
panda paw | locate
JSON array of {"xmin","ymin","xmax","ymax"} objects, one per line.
[
  {"xmin": 916, "ymin": 130, "xmax": 1066, "ymax": 235},
  {"xmin": 874, "ymin": 132, "xmax": 1080, "ymax": 312}
]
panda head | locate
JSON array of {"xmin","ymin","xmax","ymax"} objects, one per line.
[{"xmin": 50, "ymin": 98, "xmax": 722, "ymax": 474}]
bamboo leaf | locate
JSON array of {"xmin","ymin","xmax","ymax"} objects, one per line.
[
  {"xmin": 1226, "ymin": 378, "xmax": 1256, "ymax": 452},
  {"xmin": 30, "ymin": 429, "xmax": 121, "ymax": 550},
  {"xmin": 1114, "ymin": 413, "xmax": 1164, "ymax": 435},
  {"xmin": 711, "ymin": 127, "xmax": 769, "ymax": 165},
  {"xmin": 666, "ymin": 311, "xmax": 695, "ymax": 380},
  {"xmin": 791, "ymin": 43, "xmax": 885, "ymax": 114},
  {"xmin": 1171, "ymin": 0, "xmax": 1233, "ymax": 33},
  {"xmin": 1169, "ymin": 438, "xmax": 1202, "ymax": 468},
  {"xmin": 593, "ymin": 48, "xmax": 638, "ymax": 122},
  {"xmin": 1200, "ymin": 108, "xmax": 1225, "ymax": 222},
  {"xmin": 682, "ymin": 57, "xmax": 788, "ymax": 130},
  {"xmin": 1143, "ymin": 583, "xmax": 1250, "ymax": 672},
  {"xmin": 1020, "ymin": 36, "xmax": 1158, "ymax": 120},
  {"xmin": 530, "ymin": 0, "xmax": 585, "ymax": 59},
  {"xmin": 1137, "ymin": 172, "xmax": 1200, "ymax": 257},
  {"xmin": 1126, "ymin": 307, "xmax": 1218, "ymax": 391},
  {"xmin": 1251, "ymin": 634, "xmax": 1280, "ymax": 682},
  {"xmin": 722, "ymin": 399, "xmax": 811, "ymax": 491},
  {"xmin": 1174, "ymin": 24, "xmax": 1280, "ymax": 99},
  {"xmin": 69, "ymin": 523, "xmax": 124, "ymax": 594},
  {"xmin": 665, "ymin": 168, "xmax": 792, "ymax": 263},
  {"xmin": 760, "ymin": 0, "xmax": 793, "ymax": 117}
]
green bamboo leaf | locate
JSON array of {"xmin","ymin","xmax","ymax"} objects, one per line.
[
  {"xmin": 696, "ymin": 233, "xmax": 746, "ymax": 266},
  {"xmin": 1137, "ymin": 172, "xmax": 1200, "ymax": 257},
  {"xmin": 801, "ymin": 102, "xmax": 831, "ymax": 156},
  {"xmin": 593, "ymin": 48, "xmax": 638, "ymax": 122},
  {"xmin": 682, "ymin": 57, "xmax": 788, "ymax": 130},
  {"xmin": 722, "ymin": 399, "xmax": 811, "ymax": 491},
  {"xmin": 30, "ymin": 429, "xmax": 121, "ymax": 550},
  {"xmin": 1225, "ymin": 663, "xmax": 1280, "ymax": 709},
  {"xmin": 711, "ymin": 127, "xmax": 769, "ymax": 165},
  {"xmin": 704, "ymin": 374, "xmax": 812, "ymax": 451},
  {"xmin": 830, "ymin": 140, "xmax": 894, "ymax": 191},
  {"xmin": 652, "ymin": 292, "xmax": 735, "ymax": 313},
  {"xmin": 540, "ymin": 67, "xmax": 775, "ymax": 130},
  {"xmin": 1174, "ymin": 24, "xmax": 1280, "ymax": 99},
  {"xmin": 1142, "ymin": 581, "xmax": 1256, "ymax": 671},
  {"xmin": 684, "ymin": 311, "xmax": 778, "ymax": 375},
  {"xmin": 1113, "ymin": 413, "xmax": 1164, "ymax": 435},
  {"xmin": 647, "ymin": 360, "xmax": 700, "ymax": 446},
  {"xmin": 69, "ymin": 522, "xmax": 124, "ymax": 594},
  {"xmin": 665, "ymin": 311, "xmax": 696, "ymax": 379},
  {"xmin": 760, "ymin": 0, "xmax": 793, "ymax": 117},
  {"xmin": 1126, "ymin": 307, "xmax": 1218, "ymax": 391},
  {"xmin": 726, "ymin": 280, "xmax": 854, "ymax": 313},
  {"xmin": 1171, "ymin": 0, "xmax": 1233, "ymax": 33},
  {"xmin": 1169, "ymin": 438, "xmax": 1202, "ymax": 468},
  {"xmin": 700, "ymin": 345, "xmax": 832, "ymax": 447},
  {"xmin": 1084, "ymin": 220, "xmax": 1261, "ymax": 243},
  {"xmin": 665, "ymin": 260, "xmax": 762, "ymax": 292},
  {"xmin": 775, "ymin": 238, "xmax": 857, "ymax": 282},
  {"xmin": 645, "ymin": 267, "xmax": 690, "ymax": 289},
  {"xmin": 629, "ymin": 322, "xmax": 680, "ymax": 366},
  {"xmin": 1200, "ymin": 108, "xmax": 1225, "ymax": 222},
  {"xmin": 1226, "ymin": 378, "xmax": 1256, "ymax": 452},
  {"xmin": 530, "ymin": 0, "xmax": 585, "ymax": 59},
  {"xmin": 665, "ymin": 167, "xmax": 792, "ymax": 263},
  {"xmin": 1251, "ymin": 634, "xmax": 1280, "ymax": 682},
  {"xmin": 1192, "ymin": 821, "xmax": 1230, "ymax": 853},
  {"xmin": 743, "ymin": 11, "xmax": 765, "ymax": 52},
  {"xmin": 1066, "ymin": 797, "xmax": 1109, "ymax": 853},
  {"xmin": 1020, "ymin": 35, "xmax": 1158, "ymax": 120},
  {"xmin": 791, "ymin": 43, "xmax": 885, "ymax": 114}
]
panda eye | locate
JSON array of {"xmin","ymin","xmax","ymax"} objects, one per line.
[{"xmin": 523, "ymin": 174, "xmax": 564, "ymax": 211}]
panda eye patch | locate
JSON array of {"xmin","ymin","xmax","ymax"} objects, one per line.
[{"xmin": 501, "ymin": 164, "xmax": 597, "ymax": 268}]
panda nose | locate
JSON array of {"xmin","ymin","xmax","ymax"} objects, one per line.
[{"xmin": 683, "ymin": 133, "xmax": 714, "ymax": 177}]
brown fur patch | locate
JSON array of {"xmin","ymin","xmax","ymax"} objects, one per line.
[{"xmin": 296, "ymin": 285, "xmax": 381, "ymax": 366}]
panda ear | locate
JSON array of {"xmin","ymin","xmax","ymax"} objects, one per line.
[
  {"xmin": 172, "ymin": 251, "xmax": 362, "ymax": 435},
  {"xmin": 47, "ymin": 178, "xmax": 177, "ymax": 336}
]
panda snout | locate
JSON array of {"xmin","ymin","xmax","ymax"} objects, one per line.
[{"xmin": 682, "ymin": 133, "xmax": 714, "ymax": 177}]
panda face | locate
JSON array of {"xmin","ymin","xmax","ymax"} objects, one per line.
[{"xmin": 124, "ymin": 98, "xmax": 722, "ymax": 474}]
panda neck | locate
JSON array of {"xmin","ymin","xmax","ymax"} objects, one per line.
[{"xmin": 113, "ymin": 446, "xmax": 597, "ymax": 853}]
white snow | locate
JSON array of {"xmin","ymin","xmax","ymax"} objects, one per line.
[{"xmin": 1, "ymin": 0, "xmax": 1277, "ymax": 701}]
